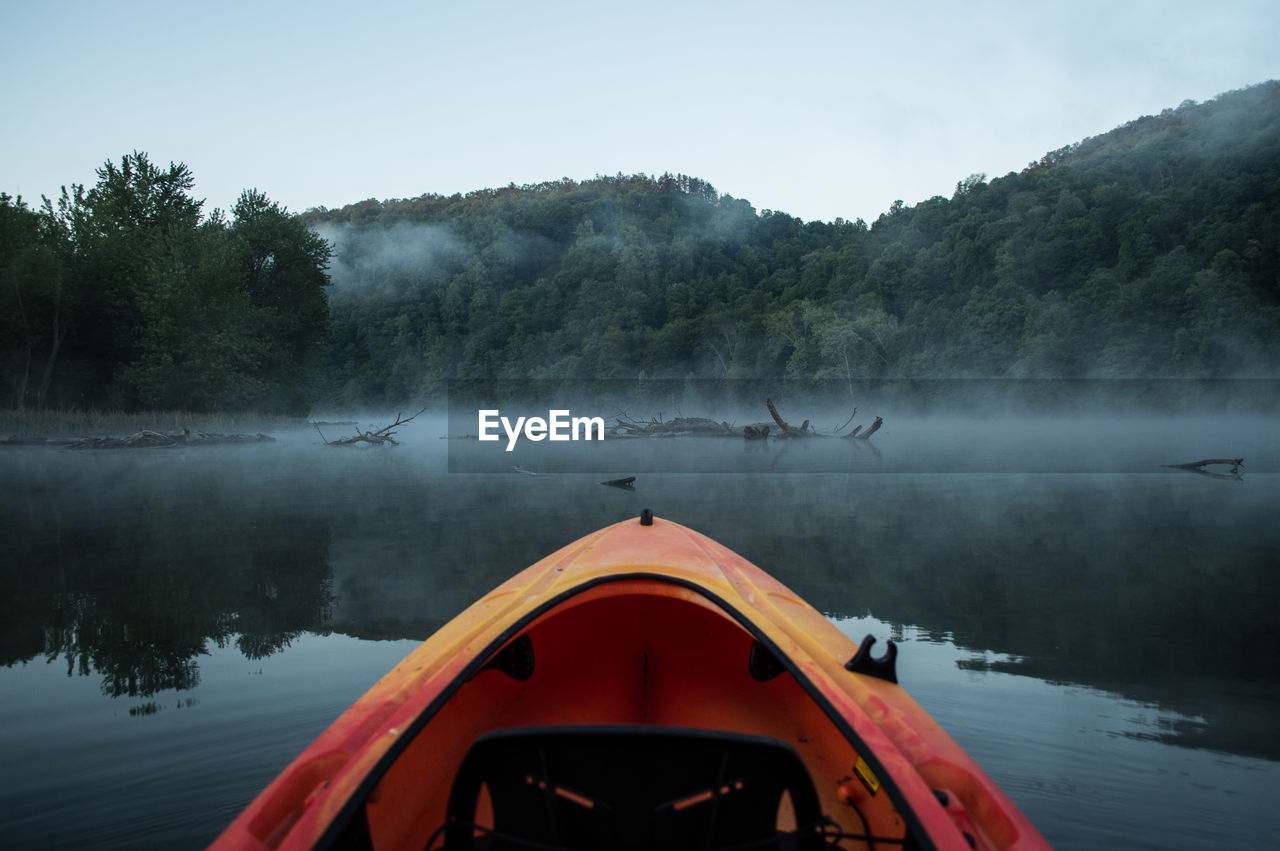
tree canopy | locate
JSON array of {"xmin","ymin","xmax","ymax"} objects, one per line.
[
  {"xmin": 305, "ymin": 83, "xmax": 1280, "ymax": 408},
  {"xmin": 1, "ymin": 153, "xmax": 331, "ymax": 413},
  {"xmin": 6, "ymin": 83, "xmax": 1279, "ymax": 414}
]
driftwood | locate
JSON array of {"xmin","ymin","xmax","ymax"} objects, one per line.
[
  {"xmin": 319, "ymin": 408, "xmax": 425, "ymax": 447},
  {"xmin": 845, "ymin": 416, "xmax": 882, "ymax": 441},
  {"xmin": 600, "ymin": 476, "xmax": 636, "ymax": 490},
  {"xmin": 768, "ymin": 398, "xmax": 882, "ymax": 440},
  {"xmin": 610, "ymin": 400, "xmax": 884, "ymax": 441},
  {"xmin": 1161, "ymin": 458, "xmax": 1243, "ymax": 480},
  {"xmin": 610, "ymin": 412, "xmax": 737, "ymax": 438},
  {"xmin": 765, "ymin": 398, "xmax": 811, "ymax": 438},
  {"xmin": 66, "ymin": 429, "xmax": 274, "ymax": 450},
  {"xmin": 1, "ymin": 436, "xmax": 78, "ymax": 447}
]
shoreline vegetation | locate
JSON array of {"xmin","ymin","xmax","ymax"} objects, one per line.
[
  {"xmin": 0, "ymin": 408, "xmax": 307, "ymax": 440},
  {"xmin": 4, "ymin": 84, "xmax": 1279, "ymax": 418}
]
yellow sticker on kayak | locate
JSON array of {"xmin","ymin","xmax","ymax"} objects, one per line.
[{"xmin": 854, "ymin": 755, "xmax": 881, "ymax": 795}]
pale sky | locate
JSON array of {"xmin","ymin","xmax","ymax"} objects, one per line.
[{"xmin": 3, "ymin": 1, "xmax": 1277, "ymax": 224}]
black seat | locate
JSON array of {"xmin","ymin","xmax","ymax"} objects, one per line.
[{"xmin": 440, "ymin": 725, "xmax": 827, "ymax": 850}]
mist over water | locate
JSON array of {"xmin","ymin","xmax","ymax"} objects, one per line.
[
  {"xmin": 449, "ymin": 412, "xmax": 1277, "ymax": 474},
  {"xmin": 2, "ymin": 410, "xmax": 1278, "ymax": 848}
]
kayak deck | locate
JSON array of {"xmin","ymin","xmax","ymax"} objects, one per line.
[
  {"xmin": 211, "ymin": 515, "xmax": 1048, "ymax": 850},
  {"xmin": 369, "ymin": 578, "xmax": 917, "ymax": 848}
]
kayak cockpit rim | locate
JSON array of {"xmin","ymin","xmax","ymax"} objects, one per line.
[{"xmin": 312, "ymin": 570, "xmax": 938, "ymax": 851}]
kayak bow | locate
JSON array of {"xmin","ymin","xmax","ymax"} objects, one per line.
[{"xmin": 211, "ymin": 513, "xmax": 1049, "ymax": 850}]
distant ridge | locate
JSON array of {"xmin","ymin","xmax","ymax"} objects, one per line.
[{"xmin": 302, "ymin": 82, "xmax": 1280, "ymax": 406}]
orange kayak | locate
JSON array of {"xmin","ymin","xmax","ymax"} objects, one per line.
[{"xmin": 210, "ymin": 512, "xmax": 1050, "ymax": 850}]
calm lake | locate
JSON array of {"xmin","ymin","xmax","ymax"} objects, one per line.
[{"xmin": 2, "ymin": 414, "xmax": 1278, "ymax": 849}]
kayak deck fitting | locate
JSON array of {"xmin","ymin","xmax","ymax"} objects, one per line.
[{"xmin": 210, "ymin": 512, "xmax": 1049, "ymax": 850}]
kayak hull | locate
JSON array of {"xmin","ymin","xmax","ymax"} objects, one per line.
[{"xmin": 210, "ymin": 515, "xmax": 1048, "ymax": 850}]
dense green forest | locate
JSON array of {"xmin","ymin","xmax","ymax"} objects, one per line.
[
  {"xmin": 308, "ymin": 82, "xmax": 1280, "ymax": 407},
  {"xmin": 1, "ymin": 153, "xmax": 330, "ymax": 413},
  {"xmin": 4, "ymin": 82, "xmax": 1279, "ymax": 413}
]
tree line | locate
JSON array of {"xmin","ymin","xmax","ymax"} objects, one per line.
[
  {"xmin": 308, "ymin": 82, "xmax": 1280, "ymax": 408},
  {"xmin": 5, "ymin": 82, "xmax": 1278, "ymax": 414},
  {"xmin": 1, "ymin": 152, "xmax": 331, "ymax": 413}
]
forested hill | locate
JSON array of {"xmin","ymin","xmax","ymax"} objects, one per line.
[
  {"xmin": 306, "ymin": 81, "xmax": 1280, "ymax": 408},
  {"xmin": 9, "ymin": 84, "xmax": 1272, "ymax": 415}
]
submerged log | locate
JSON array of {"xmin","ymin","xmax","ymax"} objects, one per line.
[
  {"xmin": 610, "ymin": 413, "xmax": 737, "ymax": 437},
  {"xmin": 1161, "ymin": 458, "xmax": 1244, "ymax": 479},
  {"xmin": 67, "ymin": 429, "xmax": 274, "ymax": 450},
  {"xmin": 600, "ymin": 476, "xmax": 637, "ymax": 490},
  {"xmin": 321, "ymin": 408, "xmax": 426, "ymax": 447},
  {"xmin": 1, "ymin": 436, "xmax": 78, "ymax": 447},
  {"xmin": 608, "ymin": 399, "xmax": 884, "ymax": 441}
]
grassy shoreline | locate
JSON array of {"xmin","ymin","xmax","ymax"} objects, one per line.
[{"xmin": 0, "ymin": 408, "xmax": 310, "ymax": 439}]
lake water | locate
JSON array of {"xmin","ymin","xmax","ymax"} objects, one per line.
[{"xmin": 2, "ymin": 415, "xmax": 1278, "ymax": 849}]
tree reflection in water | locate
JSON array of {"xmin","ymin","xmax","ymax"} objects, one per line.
[{"xmin": 4, "ymin": 448, "xmax": 336, "ymax": 700}]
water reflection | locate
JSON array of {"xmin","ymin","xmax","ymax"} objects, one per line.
[
  {"xmin": 834, "ymin": 615, "xmax": 1280, "ymax": 850},
  {"xmin": 3, "ymin": 428, "xmax": 1278, "ymax": 766},
  {"xmin": 33, "ymin": 523, "xmax": 334, "ymax": 699},
  {"xmin": 2, "ymin": 425, "xmax": 1279, "ymax": 849},
  {"xmin": 3, "ymin": 446, "xmax": 335, "ymax": 701}
]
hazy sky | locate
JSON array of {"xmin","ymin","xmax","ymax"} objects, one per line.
[{"xmin": 3, "ymin": 1, "xmax": 1277, "ymax": 224}]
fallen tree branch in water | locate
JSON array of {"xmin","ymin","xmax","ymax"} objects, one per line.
[
  {"xmin": 327, "ymin": 408, "xmax": 426, "ymax": 447},
  {"xmin": 834, "ymin": 406, "xmax": 859, "ymax": 434},
  {"xmin": 768, "ymin": 399, "xmax": 880, "ymax": 440},
  {"xmin": 846, "ymin": 416, "xmax": 882, "ymax": 441},
  {"xmin": 766, "ymin": 397, "xmax": 811, "ymax": 438},
  {"xmin": 607, "ymin": 399, "xmax": 883, "ymax": 441}
]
